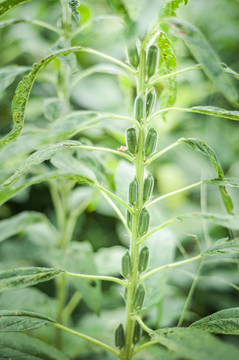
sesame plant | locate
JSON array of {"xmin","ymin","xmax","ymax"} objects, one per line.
[{"xmin": 0, "ymin": 0, "xmax": 239, "ymax": 359}]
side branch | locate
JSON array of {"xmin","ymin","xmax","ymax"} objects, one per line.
[{"xmin": 65, "ymin": 271, "xmax": 127, "ymax": 287}]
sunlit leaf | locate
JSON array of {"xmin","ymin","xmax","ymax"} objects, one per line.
[
  {"xmin": 67, "ymin": 0, "xmax": 80, "ymax": 22},
  {"xmin": 190, "ymin": 308, "xmax": 239, "ymax": 335},
  {"xmin": 0, "ymin": 267, "xmax": 63, "ymax": 292},
  {"xmin": 0, "ymin": 0, "xmax": 31, "ymax": 17},
  {"xmin": 0, "ymin": 310, "xmax": 56, "ymax": 331},
  {"xmin": 151, "ymin": 327, "xmax": 239, "ymax": 360},
  {"xmin": 167, "ymin": 18, "xmax": 238, "ymax": 106},
  {"xmin": 160, "ymin": 0, "xmax": 189, "ymax": 17},
  {"xmin": 157, "ymin": 32, "xmax": 177, "ymax": 119},
  {"xmin": 0, "ymin": 332, "xmax": 68, "ymax": 359}
]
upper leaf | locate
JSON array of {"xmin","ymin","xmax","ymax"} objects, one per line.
[
  {"xmin": 0, "ymin": 0, "xmax": 31, "ymax": 17},
  {"xmin": 160, "ymin": 0, "xmax": 189, "ymax": 17},
  {"xmin": 167, "ymin": 18, "xmax": 238, "ymax": 106},
  {"xmin": 190, "ymin": 308, "xmax": 239, "ymax": 335},
  {"xmin": 151, "ymin": 327, "xmax": 239, "ymax": 360},
  {"xmin": 0, "ymin": 310, "xmax": 56, "ymax": 332},
  {"xmin": 0, "ymin": 332, "xmax": 68, "ymax": 359},
  {"xmin": 0, "ymin": 267, "xmax": 63, "ymax": 292}
]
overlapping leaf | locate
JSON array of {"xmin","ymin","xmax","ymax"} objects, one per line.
[
  {"xmin": 190, "ymin": 308, "xmax": 239, "ymax": 335},
  {"xmin": 0, "ymin": 66, "xmax": 30, "ymax": 92},
  {"xmin": 167, "ymin": 18, "xmax": 238, "ymax": 106},
  {"xmin": 151, "ymin": 327, "xmax": 239, "ymax": 360},
  {"xmin": 0, "ymin": 310, "xmax": 56, "ymax": 332},
  {"xmin": 0, "ymin": 332, "xmax": 68, "ymax": 359},
  {"xmin": 0, "ymin": 267, "xmax": 63, "ymax": 292},
  {"xmin": 203, "ymin": 238, "xmax": 239, "ymax": 256}
]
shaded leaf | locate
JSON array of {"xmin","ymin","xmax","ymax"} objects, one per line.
[
  {"xmin": 0, "ymin": 0, "xmax": 31, "ymax": 17},
  {"xmin": 174, "ymin": 212, "xmax": 239, "ymax": 230},
  {"xmin": 67, "ymin": 0, "xmax": 80, "ymax": 22},
  {"xmin": 151, "ymin": 327, "xmax": 239, "ymax": 360},
  {"xmin": 203, "ymin": 238, "xmax": 239, "ymax": 256},
  {"xmin": 0, "ymin": 66, "xmax": 30, "ymax": 92},
  {"xmin": 190, "ymin": 308, "xmax": 239, "ymax": 335},
  {"xmin": 0, "ymin": 310, "xmax": 56, "ymax": 332},
  {"xmin": 0, "ymin": 267, "xmax": 63, "ymax": 292},
  {"xmin": 167, "ymin": 18, "xmax": 238, "ymax": 105},
  {"xmin": 0, "ymin": 211, "xmax": 45, "ymax": 243},
  {"xmin": 157, "ymin": 32, "xmax": 177, "ymax": 119},
  {"xmin": 0, "ymin": 332, "xmax": 68, "ymax": 359}
]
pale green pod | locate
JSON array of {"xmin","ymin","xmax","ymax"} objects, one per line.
[
  {"xmin": 126, "ymin": 127, "xmax": 138, "ymax": 155},
  {"xmin": 137, "ymin": 208, "xmax": 150, "ymax": 236},
  {"xmin": 126, "ymin": 210, "xmax": 132, "ymax": 230},
  {"xmin": 146, "ymin": 45, "xmax": 159, "ymax": 78},
  {"xmin": 144, "ymin": 128, "xmax": 158, "ymax": 158},
  {"xmin": 146, "ymin": 87, "xmax": 156, "ymax": 116},
  {"xmin": 138, "ymin": 246, "xmax": 149, "ymax": 273},
  {"xmin": 134, "ymin": 95, "xmax": 144, "ymax": 122},
  {"xmin": 143, "ymin": 173, "xmax": 154, "ymax": 202},
  {"xmin": 121, "ymin": 250, "xmax": 131, "ymax": 278},
  {"xmin": 115, "ymin": 323, "xmax": 125, "ymax": 349},
  {"xmin": 128, "ymin": 45, "xmax": 139, "ymax": 69},
  {"xmin": 129, "ymin": 177, "xmax": 139, "ymax": 206},
  {"xmin": 133, "ymin": 284, "xmax": 146, "ymax": 310},
  {"xmin": 133, "ymin": 321, "xmax": 142, "ymax": 344}
]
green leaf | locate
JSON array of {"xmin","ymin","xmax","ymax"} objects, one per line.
[
  {"xmin": 43, "ymin": 98, "xmax": 65, "ymax": 121},
  {"xmin": 223, "ymin": 65, "xmax": 239, "ymax": 81},
  {"xmin": 0, "ymin": 310, "xmax": 56, "ymax": 332},
  {"xmin": 0, "ymin": 267, "xmax": 63, "ymax": 292},
  {"xmin": 203, "ymin": 238, "xmax": 239, "ymax": 256},
  {"xmin": 181, "ymin": 137, "xmax": 234, "ymax": 215},
  {"xmin": 0, "ymin": 211, "xmax": 45, "ymax": 243},
  {"xmin": 0, "ymin": 66, "xmax": 30, "ymax": 92},
  {"xmin": 151, "ymin": 327, "xmax": 239, "ymax": 360},
  {"xmin": 0, "ymin": 332, "xmax": 68, "ymax": 359},
  {"xmin": 67, "ymin": 0, "xmax": 80, "ymax": 22},
  {"xmin": 174, "ymin": 212, "xmax": 239, "ymax": 230},
  {"xmin": 157, "ymin": 32, "xmax": 177, "ymax": 119},
  {"xmin": 0, "ymin": 0, "xmax": 31, "ymax": 17},
  {"xmin": 190, "ymin": 308, "xmax": 239, "ymax": 335},
  {"xmin": 160, "ymin": 0, "xmax": 188, "ymax": 17},
  {"xmin": 167, "ymin": 18, "xmax": 238, "ymax": 106},
  {"xmin": 185, "ymin": 106, "xmax": 239, "ymax": 121}
]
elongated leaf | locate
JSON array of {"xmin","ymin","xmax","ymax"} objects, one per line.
[
  {"xmin": 157, "ymin": 32, "xmax": 177, "ymax": 119},
  {"xmin": 167, "ymin": 18, "xmax": 238, "ymax": 105},
  {"xmin": 223, "ymin": 65, "xmax": 239, "ymax": 81},
  {"xmin": 0, "ymin": 310, "xmax": 56, "ymax": 332},
  {"xmin": 0, "ymin": 332, "xmax": 68, "ymax": 359},
  {"xmin": 181, "ymin": 137, "xmax": 234, "ymax": 215},
  {"xmin": 151, "ymin": 327, "xmax": 239, "ymax": 360},
  {"xmin": 0, "ymin": 211, "xmax": 45, "ymax": 243},
  {"xmin": 174, "ymin": 212, "xmax": 239, "ymax": 230},
  {"xmin": 185, "ymin": 106, "xmax": 239, "ymax": 121},
  {"xmin": 0, "ymin": 267, "xmax": 63, "ymax": 292},
  {"xmin": 190, "ymin": 308, "xmax": 239, "ymax": 334},
  {"xmin": 203, "ymin": 238, "xmax": 239, "ymax": 256},
  {"xmin": 0, "ymin": 66, "xmax": 30, "ymax": 92},
  {"xmin": 67, "ymin": 0, "xmax": 80, "ymax": 22},
  {"xmin": 0, "ymin": 0, "xmax": 31, "ymax": 17},
  {"xmin": 0, "ymin": 46, "xmax": 131, "ymax": 145}
]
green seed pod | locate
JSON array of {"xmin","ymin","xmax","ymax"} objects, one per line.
[
  {"xmin": 146, "ymin": 88, "xmax": 156, "ymax": 116},
  {"xmin": 126, "ymin": 127, "xmax": 138, "ymax": 155},
  {"xmin": 107, "ymin": 0, "xmax": 128, "ymax": 16},
  {"xmin": 143, "ymin": 173, "xmax": 154, "ymax": 202},
  {"xmin": 133, "ymin": 284, "xmax": 146, "ymax": 310},
  {"xmin": 126, "ymin": 210, "xmax": 132, "ymax": 230},
  {"xmin": 133, "ymin": 321, "xmax": 142, "ymax": 344},
  {"xmin": 121, "ymin": 250, "xmax": 131, "ymax": 278},
  {"xmin": 146, "ymin": 45, "xmax": 159, "ymax": 78},
  {"xmin": 138, "ymin": 246, "xmax": 149, "ymax": 273},
  {"xmin": 128, "ymin": 45, "xmax": 139, "ymax": 69},
  {"xmin": 144, "ymin": 128, "xmax": 158, "ymax": 158},
  {"xmin": 129, "ymin": 177, "xmax": 139, "ymax": 206},
  {"xmin": 137, "ymin": 208, "xmax": 150, "ymax": 236},
  {"xmin": 115, "ymin": 323, "xmax": 125, "ymax": 349},
  {"xmin": 134, "ymin": 95, "xmax": 144, "ymax": 122}
]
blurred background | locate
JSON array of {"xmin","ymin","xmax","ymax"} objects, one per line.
[{"xmin": 0, "ymin": 0, "xmax": 239, "ymax": 359}]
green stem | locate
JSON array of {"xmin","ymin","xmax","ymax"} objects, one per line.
[
  {"xmin": 122, "ymin": 45, "xmax": 147, "ymax": 360},
  {"xmin": 140, "ymin": 255, "xmax": 202, "ymax": 282},
  {"xmin": 54, "ymin": 323, "xmax": 120, "ymax": 356},
  {"xmin": 65, "ymin": 271, "xmax": 127, "ymax": 287},
  {"xmin": 145, "ymin": 139, "xmax": 183, "ymax": 166}
]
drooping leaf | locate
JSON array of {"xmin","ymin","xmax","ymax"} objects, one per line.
[
  {"xmin": 203, "ymin": 238, "xmax": 239, "ymax": 256},
  {"xmin": 183, "ymin": 106, "xmax": 239, "ymax": 121},
  {"xmin": 167, "ymin": 18, "xmax": 238, "ymax": 106},
  {"xmin": 0, "ymin": 332, "xmax": 68, "ymax": 359},
  {"xmin": 0, "ymin": 310, "xmax": 56, "ymax": 332},
  {"xmin": 190, "ymin": 308, "xmax": 239, "ymax": 335},
  {"xmin": 181, "ymin": 137, "xmax": 234, "ymax": 215},
  {"xmin": 0, "ymin": 0, "xmax": 31, "ymax": 17},
  {"xmin": 67, "ymin": 0, "xmax": 80, "ymax": 22},
  {"xmin": 0, "ymin": 66, "xmax": 30, "ymax": 92},
  {"xmin": 0, "ymin": 46, "xmax": 131, "ymax": 145},
  {"xmin": 0, "ymin": 267, "xmax": 63, "ymax": 292},
  {"xmin": 151, "ymin": 327, "xmax": 239, "ymax": 360},
  {"xmin": 0, "ymin": 211, "xmax": 45, "ymax": 243},
  {"xmin": 157, "ymin": 32, "xmax": 177, "ymax": 119}
]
